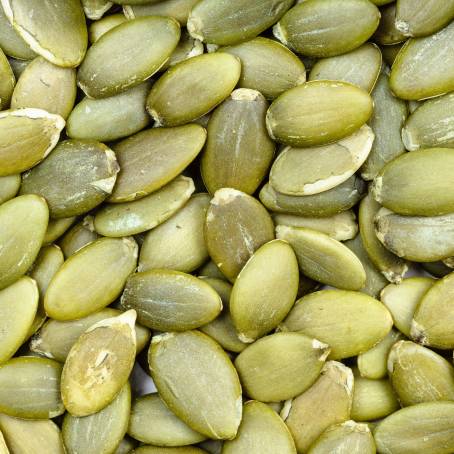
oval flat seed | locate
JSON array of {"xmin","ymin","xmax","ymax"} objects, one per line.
[
  {"xmin": 149, "ymin": 330, "xmax": 242, "ymax": 440},
  {"xmin": 127, "ymin": 393, "xmax": 206, "ymax": 446},
  {"xmin": 221, "ymin": 37, "xmax": 306, "ymax": 100},
  {"xmin": 381, "ymin": 43, "xmax": 404, "ymax": 67},
  {"xmin": 282, "ymin": 361, "xmax": 353, "ymax": 454},
  {"xmin": 270, "ymin": 125, "xmax": 374, "ymax": 195},
  {"xmin": 395, "ymin": 0, "xmax": 454, "ymax": 38},
  {"xmin": 63, "ymin": 383, "xmax": 131, "ymax": 454},
  {"xmin": 108, "ymin": 124, "xmax": 206, "ymax": 203},
  {"xmin": 0, "ymin": 277, "xmax": 38, "ymax": 364},
  {"xmin": 223, "ymin": 401, "xmax": 296, "ymax": 454},
  {"xmin": 132, "ymin": 447, "xmax": 207, "ymax": 454},
  {"xmin": 115, "ymin": 437, "xmax": 137, "ymax": 454},
  {"xmin": 61, "ymin": 310, "xmax": 137, "ymax": 416},
  {"xmin": 20, "ymin": 140, "xmax": 119, "ymax": 218},
  {"xmin": 138, "ymin": 193, "xmax": 209, "ymax": 273},
  {"xmin": 308, "ymin": 421, "xmax": 375, "ymax": 454},
  {"xmin": 359, "ymin": 194, "xmax": 408, "ymax": 283},
  {"xmin": 0, "ymin": 414, "xmax": 65, "ymax": 454},
  {"xmin": 146, "ymin": 53, "xmax": 241, "ymax": 126},
  {"xmin": 402, "ymin": 92, "xmax": 454, "ymax": 151},
  {"xmin": 274, "ymin": 0, "xmax": 380, "ymax": 58},
  {"xmin": 0, "ymin": 49, "xmax": 14, "ymax": 110},
  {"xmin": 390, "ymin": 21, "xmax": 454, "ymax": 100},
  {"xmin": 45, "ymin": 237, "xmax": 137, "ymax": 320},
  {"xmin": 59, "ymin": 216, "xmax": 100, "ymax": 258},
  {"xmin": 372, "ymin": 148, "xmax": 454, "ymax": 216},
  {"xmin": 235, "ymin": 332, "xmax": 329, "ymax": 402},
  {"xmin": 0, "ymin": 0, "xmax": 87, "ymax": 67},
  {"xmin": 230, "ymin": 240, "xmax": 298, "ymax": 342},
  {"xmin": 411, "ymin": 272, "xmax": 454, "ymax": 348},
  {"xmin": 201, "ymin": 88, "xmax": 274, "ymax": 195},
  {"xmin": 43, "ymin": 216, "xmax": 76, "ymax": 245},
  {"xmin": 357, "ymin": 329, "xmax": 403, "ymax": 379},
  {"xmin": 121, "ymin": 269, "xmax": 222, "ymax": 331},
  {"xmin": 361, "ymin": 71, "xmax": 408, "ymax": 180},
  {"xmin": 373, "ymin": 3, "xmax": 407, "ymax": 45},
  {"xmin": 30, "ymin": 308, "xmax": 150, "ymax": 362},
  {"xmin": 0, "ymin": 194, "xmax": 48, "ymax": 290},
  {"xmin": 0, "ymin": 431, "xmax": 7, "ymax": 454},
  {"xmin": 187, "ymin": 0, "xmax": 292, "ymax": 45},
  {"xmin": 0, "ymin": 357, "xmax": 64, "ymax": 419},
  {"xmin": 89, "ymin": 14, "xmax": 126, "ymax": 43},
  {"xmin": 309, "ymin": 43, "xmax": 381, "ymax": 92},
  {"xmin": 381, "ymin": 277, "xmax": 433, "ymax": 337},
  {"xmin": 266, "ymin": 81, "xmax": 373, "ymax": 147},
  {"xmin": 375, "ymin": 401, "xmax": 454, "ymax": 454},
  {"xmin": 0, "ymin": 108, "xmax": 64, "ymax": 176},
  {"xmin": 351, "ymin": 376, "xmax": 399, "ymax": 421},
  {"xmin": 259, "ymin": 176, "xmax": 366, "ymax": 217},
  {"xmin": 388, "ymin": 340, "xmax": 454, "ymax": 406},
  {"xmin": 0, "ymin": 174, "xmax": 20, "ymax": 204},
  {"xmin": 95, "ymin": 176, "xmax": 195, "ymax": 238},
  {"xmin": 276, "ymin": 226, "xmax": 366, "ymax": 291},
  {"xmin": 78, "ymin": 17, "xmax": 180, "ymax": 99},
  {"xmin": 280, "ymin": 289, "xmax": 393, "ymax": 360},
  {"xmin": 205, "ymin": 188, "xmax": 275, "ymax": 282},
  {"xmin": 81, "ymin": 0, "xmax": 112, "ymax": 20},
  {"xmin": 11, "ymin": 56, "xmax": 76, "ymax": 118},
  {"xmin": 67, "ymin": 82, "xmax": 150, "ymax": 142},
  {"xmin": 198, "ymin": 261, "xmax": 226, "ymax": 281}
]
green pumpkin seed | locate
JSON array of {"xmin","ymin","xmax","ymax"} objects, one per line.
[
  {"xmin": 0, "ymin": 357, "xmax": 64, "ymax": 418},
  {"xmin": 0, "ymin": 174, "xmax": 20, "ymax": 204},
  {"xmin": 235, "ymin": 332, "xmax": 329, "ymax": 402},
  {"xmin": 0, "ymin": 431, "xmax": 7, "ymax": 454},
  {"xmin": 372, "ymin": 148, "xmax": 454, "ymax": 216},
  {"xmin": 357, "ymin": 329, "xmax": 404, "ymax": 379},
  {"xmin": 276, "ymin": 226, "xmax": 366, "ymax": 290},
  {"xmin": 138, "ymin": 193, "xmax": 209, "ymax": 272},
  {"xmin": 121, "ymin": 269, "xmax": 222, "ymax": 331},
  {"xmin": 146, "ymin": 53, "xmax": 241, "ymax": 126},
  {"xmin": 20, "ymin": 140, "xmax": 119, "ymax": 218},
  {"xmin": 274, "ymin": 0, "xmax": 380, "ymax": 58},
  {"xmin": 280, "ymin": 289, "xmax": 393, "ymax": 359},
  {"xmin": 11, "ymin": 56, "xmax": 76, "ymax": 118},
  {"xmin": 402, "ymin": 92, "xmax": 454, "ymax": 151},
  {"xmin": 221, "ymin": 37, "xmax": 306, "ymax": 100},
  {"xmin": 0, "ymin": 277, "xmax": 38, "ymax": 364},
  {"xmin": 43, "ymin": 216, "xmax": 76, "ymax": 245},
  {"xmin": 59, "ymin": 216, "xmax": 100, "ymax": 258},
  {"xmin": 270, "ymin": 125, "xmax": 374, "ymax": 195},
  {"xmin": 7, "ymin": 57, "xmax": 30, "ymax": 78},
  {"xmin": 0, "ymin": 6, "xmax": 35, "ymax": 60},
  {"xmin": 78, "ymin": 17, "xmax": 180, "ymax": 99},
  {"xmin": 108, "ymin": 124, "xmax": 206, "ymax": 203},
  {"xmin": 266, "ymin": 81, "xmax": 373, "ymax": 147},
  {"xmin": 282, "ymin": 361, "xmax": 353, "ymax": 453},
  {"xmin": 223, "ymin": 401, "xmax": 296, "ymax": 454},
  {"xmin": 81, "ymin": 0, "xmax": 112, "ymax": 20},
  {"xmin": 30, "ymin": 308, "xmax": 150, "ymax": 362},
  {"xmin": 67, "ymin": 82, "xmax": 150, "ymax": 142},
  {"xmin": 395, "ymin": 0, "xmax": 454, "ymax": 38},
  {"xmin": 390, "ymin": 21, "xmax": 454, "ymax": 100},
  {"xmin": 201, "ymin": 88, "xmax": 274, "ymax": 195},
  {"xmin": 187, "ymin": 0, "xmax": 292, "ymax": 45},
  {"xmin": 411, "ymin": 272, "xmax": 454, "ymax": 348},
  {"xmin": 198, "ymin": 261, "xmax": 226, "ymax": 281},
  {"xmin": 61, "ymin": 310, "xmax": 137, "ymax": 416},
  {"xmin": 128, "ymin": 393, "xmax": 206, "ymax": 446},
  {"xmin": 260, "ymin": 175, "xmax": 366, "ymax": 217},
  {"xmin": 373, "ymin": 3, "xmax": 406, "ymax": 45},
  {"xmin": 149, "ymin": 330, "xmax": 242, "ymax": 440},
  {"xmin": 0, "ymin": 49, "xmax": 14, "ymax": 110},
  {"xmin": 359, "ymin": 194, "xmax": 408, "ymax": 283},
  {"xmin": 351, "ymin": 376, "xmax": 399, "ymax": 421},
  {"xmin": 89, "ymin": 14, "xmax": 126, "ymax": 43},
  {"xmin": 198, "ymin": 440, "xmax": 222, "ymax": 454},
  {"xmin": 309, "ymin": 43, "xmax": 381, "ymax": 92},
  {"xmin": 360, "ymin": 71, "xmax": 408, "ymax": 180},
  {"xmin": 0, "ymin": 108, "xmax": 64, "ymax": 176},
  {"xmin": 0, "ymin": 194, "xmax": 48, "ymax": 290},
  {"xmin": 162, "ymin": 30, "xmax": 203, "ymax": 70},
  {"xmin": 380, "ymin": 43, "xmax": 404, "ymax": 67},
  {"xmin": 95, "ymin": 176, "xmax": 195, "ymax": 238},
  {"xmin": 45, "ymin": 237, "xmax": 137, "ymax": 320},
  {"xmin": 0, "ymin": 0, "xmax": 87, "ymax": 67},
  {"xmin": 114, "ymin": 437, "xmax": 137, "ymax": 454},
  {"xmin": 205, "ymin": 188, "xmax": 275, "ymax": 282},
  {"xmin": 0, "ymin": 414, "xmax": 65, "ymax": 454},
  {"xmin": 132, "ymin": 447, "xmax": 207, "ymax": 454},
  {"xmin": 63, "ymin": 383, "xmax": 131, "ymax": 454},
  {"xmin": 374, "ymin": 401, "xmax": 454, "ymax": 454}
]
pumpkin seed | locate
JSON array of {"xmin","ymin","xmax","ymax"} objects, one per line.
[
  {"xmin": 0, "ymin": 174, "xmax": 20, "ymax": 204},
  {"xmin": 89, "ymin": 14, "xmax": 126, "ymax": 43},
  {"xmin": 43, "ymin": 216, "xmax": 76, "ymax": 245},
  {"xmin": 0, "ymin": 49, "xmax": 14, "ymax": 110},
  {"xmin": 132, "ymin": 447, "xmax": 207, "ymax": 454},
  {"xmin": 163, "ymin": 30, "xmax": 203, "ymax": 69},
  {"xmin": 374, "ymin": 3, "xmax": 406, "ymax": 45},
  {"xmin": 59, "ymin": 216, "xmax": 100, "ymax": 258},
  {"xmin": 81, "ymin": 0, "xmax": 112, "ymax": 20}
]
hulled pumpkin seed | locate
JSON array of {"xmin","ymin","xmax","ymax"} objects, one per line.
[
  {"xmin": 44, "ymin": 237, "xmax": 138, "ymax": 320},
  {"xmin": 43, "ymin": 216, "xmax": 76, "ymax": 245},
  {"xmin": 280, "ymin": 289, "xmax": 393, "ymax": 359},
  {"xmin": 0, "ymin": 49, "xmax": 14, "ymax": 110},
  {"xmin": 380, "ymin": 43, "xmax": 403, "ymax": 67},
  {"xmin": 61, "ymin": 310, "xmax": 137, "ymax": 416},
  {"xmin": 266, "ymin": 81, "xmax": 373, "ymax": 147},
  {"xmin": 198, "ymin": 261, "xmax": 226, "ymax": 281},
  {"xmin": 59, "ymin": 216, "xmax": 100, "ymax": 258},
  {"xmin": 89, "ymin": 14, "xmax": 126, "ymax": 43},
  {"xmin": 132, "ymin": 447, "xmax": 207, "ymax": 454},
  {"xmin": 149, "ymin": 330, "xmax": 242, "ymax": 440},
  {"xmin": 163, "ymin": 30, "xmax": 203, "ymax": 69},
  {"xmin": 81, "ymin": 0, "xmax": 112, "ymax": 20},
  {"xmin": 7, "ymin": 56, "xmax": 30, "ymax": 78},
  {"xmin": 373, "ymin": 3, "xmax": 406, "ymax": 45},
  {"xmin": 0, "ymin": 174, "xmax": 20, "ymax": 204},
  {"xmin": 115, "ymin": 437, "xmax": 137, "ymax": 454}
]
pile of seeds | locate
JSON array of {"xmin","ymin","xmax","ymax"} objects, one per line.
[{"xmin": 1, "ymin": 0, "xmax": 454, "ymax": 453}]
